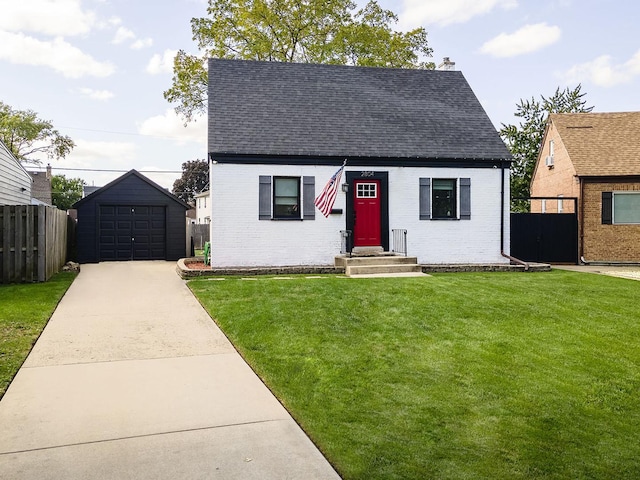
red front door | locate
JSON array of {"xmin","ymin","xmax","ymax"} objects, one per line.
[{"xmin": 353, "ymin": 179, "xmax": 381, "ymax": 247}]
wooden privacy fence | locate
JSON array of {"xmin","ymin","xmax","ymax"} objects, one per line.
[
  {"xmin": 187, "ymin": 223, "xmax": 210, "ymax": 250},
  {"xmin": 0, "ymin": 205, "xmax": 68, "ymax": 283}
]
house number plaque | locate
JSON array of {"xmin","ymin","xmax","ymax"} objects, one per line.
[{"xmin": 360, "ymin": 171, "xmax": 374, "ymax": 177}]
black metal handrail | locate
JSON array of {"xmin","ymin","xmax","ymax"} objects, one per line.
[
  {"xmin": 340, "ymin": 230, "xmax": 353, "ymax": 256},
  {"xmin": 391, "ymin": 229, "xmax": 407, "ymax": 256}
]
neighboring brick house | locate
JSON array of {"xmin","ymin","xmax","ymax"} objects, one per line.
[
  {"xmin": 531, "ymin": 112, "xmax": 640, "ymax": 262},
  {"xmin": 207, "ymin": 59, "xmax": 512, "ymax": 267},
  {"xmin": 28, "ymin": 165, "xmax": 53, "ymax": 206}
]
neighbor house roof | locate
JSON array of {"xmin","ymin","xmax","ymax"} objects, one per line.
[
  {"xmin": 208, "ymin": 59, "xmax": 511, "ymax": 162},
  {"xmin": 549, "ymin": 112, "xmax": 640, "ymax": 176}
]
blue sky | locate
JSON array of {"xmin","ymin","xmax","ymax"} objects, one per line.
[{"xmin": 1, "ymin": 0, "xmax": 638, "ymax": 189}]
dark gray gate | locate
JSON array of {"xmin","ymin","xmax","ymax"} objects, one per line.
[{"xmin": 510, "ymin": 197, "xmax": 578, "ymax": 264}]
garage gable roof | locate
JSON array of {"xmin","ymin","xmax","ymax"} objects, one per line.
[
  {"xmin": 73, "ymin": 169, "xmax": 190, "ymax": 209},
  {"xmin": 208, "ymin": 59, "xmax": 511, "ymax": 162}
]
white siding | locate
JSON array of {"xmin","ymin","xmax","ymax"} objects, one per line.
[
  {"xmin": 0, "ymin": 141, "xmax": 32, "ymax": 205},
  {"xmin": 209, "ymin": 163, "xmax": 510, "ymax": 266}
]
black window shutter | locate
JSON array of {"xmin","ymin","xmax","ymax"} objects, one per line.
[
  {"xmin": 259, "ymin": 176, "xmax": 271, "ymax": 220},
  {"xmin": 460, "ymin": 178, "xmax": 471, "ymax": 220},
  {"xmin": 419, "ymin": 178, "xmax": 431, "ymax": 220},
  {"xmin": 303, "ymin": 176, "xmax": 315, "ymax": 220},
  {"xmin": 602, "ymin": 191, "xmax": 613, "ymax": 224}
]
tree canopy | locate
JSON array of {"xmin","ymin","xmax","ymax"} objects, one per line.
[
  {"xmin": 172, "ymin": 160, "xmax": 209, "ymax": 204},
  {"xmin": 164, "ymin": 0, "xmax": 434, "ymax": 122},
  {"xmin": 0, "ymin": 101, "xmax": 75, "ymax": 165},
  {"xmin": 500, "ymin": 85, "xmax": 593, "ymax": 212},
  {"xmin": 51, "ymin": 175, "xmax": 85, "ymax": 211}
]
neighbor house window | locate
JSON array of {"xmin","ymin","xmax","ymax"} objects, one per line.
[
  {"xmin": 613, "ymin": 192, "xmax": 640, "ymax": 224},
  {"xmin": 432, "ymin": 179, "xmax": 457, "ymax": 219},
  {"xmin": 557, "ymin": 194, "xmax": 564, "ymax": 213},
  {"xmin": 602, "ymin": 191, "xmax": 640, "ymax": 224}
]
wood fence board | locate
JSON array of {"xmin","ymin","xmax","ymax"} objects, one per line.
[{"xmin": 0, "ymin": 205, "xmax": 68, "ymax": 284}]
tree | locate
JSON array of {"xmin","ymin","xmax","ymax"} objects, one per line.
[
  {"xmin": 0, "ymin": 101, "xmax": 75, "ymax": 165},
  {"xmin": 51, "ymin": 175, "xmax": 85, "ymax": 210},
  {"xmin": 172, "ymin": 160, "xmax": 209, "ymax": 204},
  {"xmin": 500, "ymin": 85, "xmax": 593, "ymax": 212},
  {"xmin": 164, "ymin": 0, "xmax": 434, "ymax": 122}
]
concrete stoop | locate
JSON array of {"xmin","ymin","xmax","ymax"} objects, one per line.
[{"xmin": 335, "ymin": 254, "xmax": 426, "ymax": 278}]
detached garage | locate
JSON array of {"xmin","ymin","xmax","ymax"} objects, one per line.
[{"xmin": 74, "ymin": 170, "xmax": 189, "ymax": 263}]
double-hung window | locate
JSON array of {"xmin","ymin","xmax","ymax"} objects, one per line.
[
  {"xmin": 419, "ymin": 177, "xmax": 471, "ymax": 220},
  {"xmin": 432, "ymin": 179, "xmax": 457, "ymax": 219},
  {"xmin": 273, "ymin": 177, "xmax": 300, "ymax": 218}
]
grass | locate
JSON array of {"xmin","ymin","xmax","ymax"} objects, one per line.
[
  {"xmin": 0, "ymin": 272, "xmax": 76, "ymax": 399},
  {"xmin": 189, "ymin": 270, "xmax": 640, "ymax": 480}
]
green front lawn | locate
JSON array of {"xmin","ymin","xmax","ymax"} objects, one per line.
[
  {"xmin": 190, "ymin": 271, "xmax": 640, "ymax": 480},
  {"xmin": 0, "ymin": 272, "xmax": 76, "ymax": 399}
]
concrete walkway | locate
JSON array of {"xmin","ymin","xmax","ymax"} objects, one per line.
[{"xmin": 0, "ymin": 261, "xmax": 340, "ymax": 479}]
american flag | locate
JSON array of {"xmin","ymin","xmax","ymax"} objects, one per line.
[{"xmin": 315, "ymin": 163, "xmax": 345, "ymax": 217}]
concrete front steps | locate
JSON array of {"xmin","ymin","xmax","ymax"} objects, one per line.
[{"xmin": 335, "ymin": 254, "xmax": 427, "ymax": 278}]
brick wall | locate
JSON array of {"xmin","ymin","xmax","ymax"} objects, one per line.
[
  {"xmin": 209, "ymin": 163, "xmax": 509, "ymax": 267},
  {"xmin": 583, "ymin": 181, "xmax": 640, "ymax": 261},
  {"xmin": 530, "ymin": 123, "xmax": 579, "ymax": 213}
]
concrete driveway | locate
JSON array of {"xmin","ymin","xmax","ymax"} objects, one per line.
[
  {"xmin": 552, "ymin": 264, "xmax": 640, "ymax": 280},
  {"xmin": 0, "ymin": 261, "xmax": 340, "ymax": 479}
]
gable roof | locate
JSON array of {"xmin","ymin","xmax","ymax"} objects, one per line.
[
  {"xmin": 73, "ymin": 169, "xmax": 190, "ymax": 209},
  {"xmin": 208, "ymin": 59, "xmax": 511, "ymax": 162},
  {"xmin": 549, "ymin": 112, "xmax": 640, "ymax": 176}
]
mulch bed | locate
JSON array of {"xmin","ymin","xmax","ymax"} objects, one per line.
[{"xmin": 186, "ymin": 262, "xmax": 211, "ymax": 270}]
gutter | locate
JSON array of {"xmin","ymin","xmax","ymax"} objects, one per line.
[{"xmin": 500, "ymin": 161, "xmax": 530, "ymax": 271}]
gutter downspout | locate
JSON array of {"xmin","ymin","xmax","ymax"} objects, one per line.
[
  {"xmin": 579, "ymin": 176, "xmax": 586, "ymax": 264},
  {"xmin": 499, "ymin": 161, "xmax": 530, "ymax": 271}
]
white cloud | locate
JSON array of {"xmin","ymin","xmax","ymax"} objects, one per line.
[
  {"xmin": 561, "ymin": 50, "xmax": 640, "ymax": 87},
  {"xmin": 69, "ymin": 140, "xmax": 137, "ymax": 166},
  {"xmin": 146, "ymin": 49, "xmax": 177, "ymax": 75},
  {"xmin": 131, "ymin": 38, "xmax": 153, "ymax": 50},
  {"xmin": 137, "ymin": 110, "xmax": 206, "ymax": 146},
  {"xmin": 78, "ymin": 88, "xmax": 115, "ymax": 101},
  {"xmin": 480, "ymin": 23, "xmax": 561, "ymax": 58},
  {"xmin": 0, "ymin": 31, "xmax": 115, "ymax": 78},
  {"xmin": 0, "ymin": 0, "xmax": 96, "ymax": 36},
  {"xmin": 112, "ymin": 26, "xmax": 136, "ymax": 44},
  {"xmin": 111, "ymin": 25, "xmax": 153, "ymax": 50},
  {"xmin": 399, "ymin": 0, "xmax": 517, "ymax": 28}
]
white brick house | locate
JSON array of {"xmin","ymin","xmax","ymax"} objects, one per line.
[{"xmin": 208, "ymin": 59, "xmax": 512, "ymax": 267}]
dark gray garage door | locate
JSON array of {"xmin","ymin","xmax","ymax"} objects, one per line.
[{"xmin": 99, "ymin": 205, "xmax": 166, "ymax": 261}]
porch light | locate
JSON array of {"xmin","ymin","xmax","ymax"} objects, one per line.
[{"xmin": 341, "ymin": 183, "xmax": 349, "ymax": 193}]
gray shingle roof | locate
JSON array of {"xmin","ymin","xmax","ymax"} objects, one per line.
[{"xmin": 208, "ymin": 59, "xmax": 510, "ymax": 161}]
